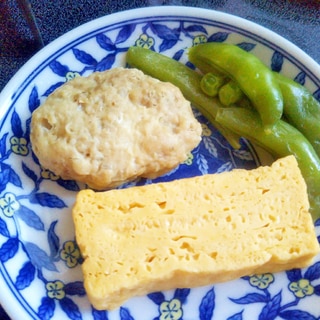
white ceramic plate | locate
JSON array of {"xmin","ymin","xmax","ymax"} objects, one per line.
[{"xmin": 0, "ymin": 6, "xmax": 319, "ymax": 320}]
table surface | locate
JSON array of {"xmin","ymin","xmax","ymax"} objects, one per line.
[{"xmin": 0, "ymin": 0, "xmax": 319, "ymax": 318}]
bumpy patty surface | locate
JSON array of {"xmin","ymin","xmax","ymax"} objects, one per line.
[{"xmin": 30, "ymin": 67, "xmax": 202, "ymax": 189}]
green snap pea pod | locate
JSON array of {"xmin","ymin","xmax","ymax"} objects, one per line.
[
  {"xmin": 126, "ymin": 46, "xmax": 241, "ymax": 149},
  {"xmin": 274, "ymin": 72, "xmax": 320, "ymax": 157},
  {"xmin": 188, "ymin": 51, "xmax": 224, "ymax": 75},
  {"xmin": 188, "ymin": 43, "xmax": 283, "ymax": 127},
  {"xmin": 216, "ymin": 107, "xmax": 320, "ymax": 221},
  {"xmin": 200, "ymin": 73, "xmax": 226, "ymax": 97}
]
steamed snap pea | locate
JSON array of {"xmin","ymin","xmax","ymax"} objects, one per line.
[
  {"xmin": 126, "ymin": 46, "xmax": 320, "ymax": 221},
  {"xmin": 274, "ymin": 72, "xmax": 320, "ymax": 157},
  {"xmin": 216, "ymin": 107, "xmax": 320, "ymax": 221},
  {"xmin": 188, "ymin": 43, "xmax": 283, "ymax": 127},
  {"xmin": 126, "ymin": 46, "xmax": 241, "ymax": 149}
]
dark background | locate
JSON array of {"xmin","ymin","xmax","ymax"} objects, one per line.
[{"xmin": 0, "ymin": 0, "xmax": 319, "ymax": 319}]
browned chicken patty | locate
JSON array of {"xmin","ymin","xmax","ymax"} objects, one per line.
[{"xmin": 30, "ymin": 67, "xmax": 202, "ymax": 189}]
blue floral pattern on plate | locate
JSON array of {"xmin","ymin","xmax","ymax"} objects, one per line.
[{"xmin": 0, "ymin": 7, "xmax": 319, "ymax": 320}]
